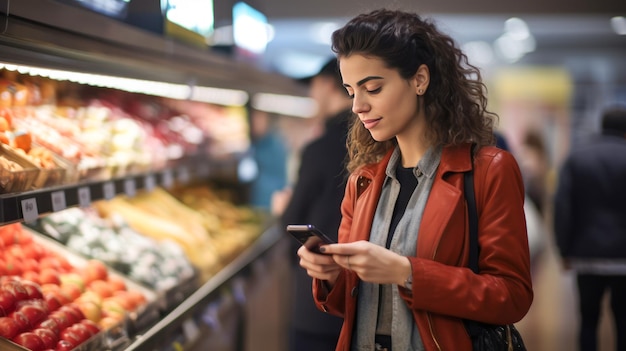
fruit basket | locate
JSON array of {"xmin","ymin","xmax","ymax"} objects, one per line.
[{"xmin": 0, "ymin": 144, "xmax": 39, "ymax": 194}]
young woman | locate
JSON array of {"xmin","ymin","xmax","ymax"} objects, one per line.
[{"xmin": 296, "ymin": 9, "xmax": 533, "ymax": 351}]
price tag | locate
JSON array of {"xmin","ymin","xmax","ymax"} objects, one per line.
[
  {"xmin": 21, "ymin": 198, "xmax": 39, "ymax": 223},
  {"xmin": 78, "ymin": 187, "xmax": 91, "ymax": 207},
  {"xmin": 177, "ymin": 166, "xmax": 190, "ymax": 184},
  {"xmin": 124, "ymin": 179, "xmax": 136, "ymax": 197},
  {"xmin": 51, "ymin": 191, "xmax": 67, "ymax": 212},
  {"xmin": 182, "ymin": 318, "xmax": 200, "ymax": 342},
  {"xmin": 103, "ymin": 182, "xmax": 116, "ymax": 200},
  {"xmin": 144, "ymin": 174, "xmax": 156, "ymax": 192},
  {"xmin": 162, "ymin": 169, "xmax": 174, "ymax": 188}
]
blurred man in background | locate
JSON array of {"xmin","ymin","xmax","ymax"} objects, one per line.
[
  {"xmin": 554, "ymin": 106, "xmax": 626, "ymax": 351},
  {"xmin": 272, "ymin": 57, "xmax": 352, "ymax": 351}
]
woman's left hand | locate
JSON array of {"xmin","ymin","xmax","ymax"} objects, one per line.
[{"xmin": 320, "ymin": 241, "xmax": 411, "ymax": 286}]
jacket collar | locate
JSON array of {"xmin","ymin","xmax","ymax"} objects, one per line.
[{"xmin": 359, "ymin": 142, "xmax": 474, "ymax": 180}]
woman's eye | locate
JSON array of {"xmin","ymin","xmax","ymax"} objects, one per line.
[{"xmin": 366, "ymin": 87, "xmax": 381, "ymax": 94}]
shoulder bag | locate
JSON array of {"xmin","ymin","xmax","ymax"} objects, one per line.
[{"xmin": 464, "ymin": 158, "xmax": 527, "ymax": 351}]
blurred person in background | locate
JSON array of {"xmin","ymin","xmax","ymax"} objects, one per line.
[
  {"xmin": 554, "ymin": 105, "xmax": 626, "ymax": 351},
  {"xmin": 271, "ymin": 57, "xmax": 352, "ymax": 351},
  {"xmin": 249, "ymin": 109, "xmax": 288, "ymax": 209},
  {"xmin": 496, "ymin": 131, "xmax": 547, "ymax": 271},
  {"xmin": 519, "ymin": 130, "xmax": 550, "ymax": 218}
]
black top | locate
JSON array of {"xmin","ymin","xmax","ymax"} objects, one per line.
[
  {"xmin": 554, "ymin": 134, "xmax": 626, "ymax": 258},
  {"xmin": 386, "ymin": 165, "xmax": 418, "ymax": 248}
]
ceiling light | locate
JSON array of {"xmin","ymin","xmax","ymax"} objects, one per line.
[
  {"xmin": 0, "ymin": 62, "xmax": 248, "ymax": 106},
  {"xmin": 504, "ymin": 17, "xmax": 530, "ymax": 40},
  {"xmin": 611, "ymin": 16, "xmax": 626, "ymax": 35},
  {"xmin": 252, "ymin": 93, "xmax": 317, "ymax": 118}
]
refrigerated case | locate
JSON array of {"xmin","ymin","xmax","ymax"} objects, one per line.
[{"xmin": 0, "ymin": 1, "xmax": 295, "ymax": 350}]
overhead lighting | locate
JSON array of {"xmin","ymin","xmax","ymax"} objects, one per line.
[
  {"xmin": 252, "ymin": 93, "xmax": 317, "ymax": 118},
  {"xmin": 462, "ymin": 41, "xmax": 494, "ymax": 67},
  {"xmin": 0, "ymin": 62, "xmax": 248, "ymax": 106},
  {"xmin": 311, "ymin": 22, "xmax": 340, "ymax": 45},
  {"xmin": 493, "ymin": 17, "xmax": 536, "ymax": 63},
  {"xmin": 611, "ymin": 16, "xmax": 626, "ymax": 35}
]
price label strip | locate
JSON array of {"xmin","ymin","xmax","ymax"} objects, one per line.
[
  {"xmin": 21, "ymin": 198, "xmax": 39, "ymax": 223},
  {"xmin": 51, "ymin": 191, "xmax": 67, "ymax": 212},
  {"xmin": 178, "ymin": 166, "xmax": 190, "ymax": 184},
  {"xmin": 103, "ymin": 182, "xmax": 116, "ymax": 200},
  {"xmin": 144, "ymin": 174, "xmax": 156, "ymax": 192},
  {"xmin": 78, "ymin": 187, "xmax": 91, "ymax": 207},
  {"xmin": 124, "ymin": 179, "xmax": 136, "ymax": 197},
  {"xmin": 162, "ymin": 169, "xmax": 174, "ymax": 188}
]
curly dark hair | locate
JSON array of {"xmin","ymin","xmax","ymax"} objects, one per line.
[{"xmin": 331, "ymin": 9, "xmax": 497, "ymax": 172}]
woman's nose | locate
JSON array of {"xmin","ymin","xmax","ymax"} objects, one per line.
[{"xmin": 351, "ymin": 94, "xmax": 369, "ymax": 114}]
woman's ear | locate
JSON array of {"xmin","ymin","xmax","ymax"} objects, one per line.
[{"xmin": 413, "ymin": 64, "xmax": 430, "ymax": 95}]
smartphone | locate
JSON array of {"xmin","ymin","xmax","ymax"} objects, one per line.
[{"xmin": 286, "ymin": 224, "xmax": 336, "ymax": 254}]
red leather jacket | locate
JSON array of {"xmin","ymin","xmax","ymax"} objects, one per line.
[{"xmin": 313, "ymin": 143, "xmax": 533, "ymax": 351}]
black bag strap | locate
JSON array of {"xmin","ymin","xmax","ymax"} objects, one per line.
[{"xmin": 464, "ymin": 146, "xmax": 479, "ymax": 274}]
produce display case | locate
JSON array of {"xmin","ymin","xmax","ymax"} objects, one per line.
[{"xmin": 0, "ymin": 1, "xmax": 298, "ymax": 350}]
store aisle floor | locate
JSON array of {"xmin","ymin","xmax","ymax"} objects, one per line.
[
  {"xmin": 515, "ymin": 235, "xmax": 616, "ymax": 351},
  {"xmin": 242, "ymin": 235, "xmax": 619, "ymax": 351}
]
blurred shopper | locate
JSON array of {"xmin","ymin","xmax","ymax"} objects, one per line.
[
  {"xmin": 554, "ymin": 106, "xmax": 626, "ymax": 351},
  {"xmin": 249, "ymin": 109, "xmax": 288, "ymax": 209},
  {"xmin": 272, "ymin": 57, "xmax": 352, "ymax": 351},
  {"xmin": 297, "ymin": 9, "xmax": 533, "ymax": 350},
  {"xmin": 496, "ymin": 131, "xmax": 547, "ymax": 269},
  {"xmin": 519, "ymin": 130, "xmax": 550, "ymax": 217}
]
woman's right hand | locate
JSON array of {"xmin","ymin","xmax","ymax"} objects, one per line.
[{"xmin": 297, "ymin": 245, "xmax": 342, "ymax": 287}]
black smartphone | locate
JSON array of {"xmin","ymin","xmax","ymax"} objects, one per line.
[{"xmin": 286, "ymin": 224, "xmax": 336, "ymax": 254}]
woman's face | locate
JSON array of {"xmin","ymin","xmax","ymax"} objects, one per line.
[{"xmin": 340, "ymin": 54, "xmax": 421, "ymax": 142}]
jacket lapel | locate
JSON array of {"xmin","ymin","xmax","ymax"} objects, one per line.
[{"xmin": 417, "ymin": 144, "xmax": 472, "ymax": 259}]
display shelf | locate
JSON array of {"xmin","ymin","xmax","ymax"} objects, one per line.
[
  {"xmin": 0, "ymin": 156, "xmax": 243, "ymax": 225},
  {"xmin": 0, "ymin": 0, "xmax": 306, "ymax": 97},
  {"xmin": 123, "ymin": 224, "xmax": 283, "ymax": 351}
]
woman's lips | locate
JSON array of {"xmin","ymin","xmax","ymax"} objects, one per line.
[{"xmin": 362, "ymin": 117, "xmax": 382, "ymax": 129}]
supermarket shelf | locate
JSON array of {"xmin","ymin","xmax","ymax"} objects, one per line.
[
  {"xmin": 0, "ymin": 0, "xmax": 307, "ymax": 97},
  {"xmin": 0, "ymin": 156, "xmax": 243, "ymax": 225},
  {"xmin": 123, "ymin": 224, "xmax": 283, "ymax": 351}
]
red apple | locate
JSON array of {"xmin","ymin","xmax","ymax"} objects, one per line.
[
  {"xmin": 2, "ymin": 279, "xmax": 28, "ymax": 302},
  {"xmin": 44, "ymin": 294, "xmax": 62, "ymax": 312},
  {"xmin": 35, "ymin": 318, "xmax": 61, "ymax": 337},
  {"xmin": 89, "ymin": 280, "xmax": 113, "ymax": 299},
  {"xmin": 21, "ymin": 280, "xmax": 44, "ymax": 300},
  {"xmin": 68, "ymin": 323, "xmax": 92, "ymax": 343},
  {"xmin": 58, "ymin": 304, "xmax": 84, "ymax": 324},
  {"xmin": 9, "ymin": 310, "xmax": 30, "ymax": 332},
  {"xmin": 55, "ymin": 339, "xmax": 76, "ymax": 351},
  {"xmin": 12, "ymin": 331, "xmax": 45, "ymax": 351},
  {"xmin": 21, "ymin": 242, "xmax": 46, "ymax": 260},
  {"xmin": 0, "ymin": 290, "xmax": 16, "ymax": 316},
  {"xmin": 0, "ymin": 316, "xmax": 20, "ymax": 338},
  {"xmin": 79, "ymin": 319, "xmax": 100, "ymax": 336},
  {"xmin": 38, "ymin": 269, "xmax": 61, "ymax": 285},
  {"xmin": 59, "ymin": 327, "xmax": 82, "ymax": 346},
  {"xmin": 32, "ymin": 327, "xmax": 58, "ymax": 349},
  {"xmin": 48, "ymin": 311, "xmax": 72, "ymax": 331},
  {"xmin": 82, "ymin": 260, "xmax": 108, "ymax": 284},
  {"xmin": 106, "ymin": 275, "xmax": 126, "ymax": 292},
  {"xmin": 18, "ymin": 301, "xmax": 49, "ymax": 327}
]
